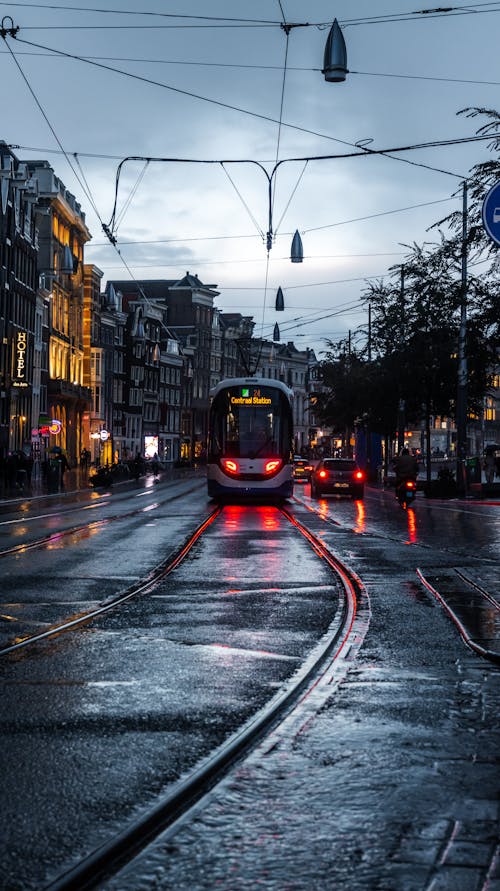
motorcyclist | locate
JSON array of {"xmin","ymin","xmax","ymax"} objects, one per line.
[{"xmin": 394, "ymin": 448, "xmax": 418, "ymax": 494}]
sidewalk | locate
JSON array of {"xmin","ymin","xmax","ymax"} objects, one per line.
[{"xmin": 0, "ymin": 465, "xmax": 91, "ymax": 503}]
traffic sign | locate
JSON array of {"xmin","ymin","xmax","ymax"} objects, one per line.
[{"xmin": 482, "ymin": 181, "xmax": 500, "ymax": 246}]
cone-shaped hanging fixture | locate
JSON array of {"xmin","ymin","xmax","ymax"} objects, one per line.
[
  {"xmin": 153, "ymin": 343, "xmax": 160, "ymax": 362},
  {"xmin": 61, "ymin": 244, "xmax": 75, "ymax": 274},
  {"xmin": 323, "ymin": 19, "xmax": 348, "ymax": 83},
  {"xmin": 273, "ymin": 322, "xmax": 280, "ymax": 342},
  {"xmin": 107, "ymin": 282, "xmax": 118, "ymax": 309},
  {"xmin": 291, "ymin": 230, "xmax": 303, "ymax": 263},
  {"xmin": 275, "ymin": 286, "xmax": 284, "ymax": 311}
]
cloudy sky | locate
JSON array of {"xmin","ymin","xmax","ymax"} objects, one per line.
[{"xmin": 1, "ymin": 0, "xmax": 499, "ymax": 356}]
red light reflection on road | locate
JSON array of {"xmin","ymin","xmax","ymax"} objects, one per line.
[
  {"xmin": 220, "ymin": 504, "xmax": 246, "ymax": 532},
  {"xmin": 219, "ymin": 504, "xmax": 283, "ymax": 583},
  {"xmin": 258, "ymin": 506, "xmax": 280, "ymax": 531},
  {"xmin": 406, "ymin": 507, "xmax": 418, "ymax": 543},
  {"xmin": 317, "ymin": 499, "xmax": 330, "ymax": 521},
  {"xmin": 354, "ymin": 500, "xmax": 365, "ymax": 533}
]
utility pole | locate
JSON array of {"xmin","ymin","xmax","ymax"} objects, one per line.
[
  {"xmin": 396, "ymin": 265, "xmax": 406, "ymax": 454},
  {"xmin": 368, "ymin": 301, "xmax": 372, "ymax": 362},
  {"xmin": 456, "ymin": 180, "xmax": 468, "ymax": 496}
]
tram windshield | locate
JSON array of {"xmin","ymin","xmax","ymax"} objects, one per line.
[{"xmin": 209, "ymin": 385, "xmax": 292, "ymax": 460}]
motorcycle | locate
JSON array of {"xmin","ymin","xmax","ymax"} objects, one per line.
[{"xmin": 396, "ymin": 477, "xmax": 417, "ymax": 509}]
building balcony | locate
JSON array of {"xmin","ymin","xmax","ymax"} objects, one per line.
[{"xmin": 48, "ymin": 378, "xmax": 92, "ymax": 405}]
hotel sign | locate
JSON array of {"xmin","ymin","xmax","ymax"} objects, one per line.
[{"xmin": 12, "ymin": 330, "xmax": 29, "ymax": 388}]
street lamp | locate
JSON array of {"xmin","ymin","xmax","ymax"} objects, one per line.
[
  {"xmin": 275, "ymin": 287, "xmax": 284, "ymax": 311},
  {"xmin": 322, "ymin": 19, "xmax": 348, "ymax": 83},
  {"xmin": 290, "ymin": 230, "xmax": 303, "ymax": 263}
]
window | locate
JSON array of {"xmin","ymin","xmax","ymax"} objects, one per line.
[
  {"xmin": 130, "ymin": 388, "xmax": 143, "ymax": 407},
  {"xmin": 485, "ymin": 398, "xmax": 496, "ymax": 421}
]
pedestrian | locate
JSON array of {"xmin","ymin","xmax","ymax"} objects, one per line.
[
  {"xmin": 6, "ymin": 452, "xmax": 19, "ymax": 489},
  {"xmin": 24, "ymin": 452, "xmax": 34, "ymax": 485},
  {"xmin": 132, "ymin": 452, "xmax": 142, "ymax": 480},
  {"xmin": 151, "ymin": 453, "xmax": 159, "ymax": 479},
  {"xmin": 483, "ymin": 449, "xmax": 496, "ymax": 484}
]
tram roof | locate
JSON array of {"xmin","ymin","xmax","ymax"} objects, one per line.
[{"xmin": 210, "ymin": 377, "xmax": 293, "ymax": 400}]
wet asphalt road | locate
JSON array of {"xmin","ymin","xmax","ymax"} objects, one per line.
[{"xmin": 0, "ymin": 474, "xmax": 498, "ymax": 890}]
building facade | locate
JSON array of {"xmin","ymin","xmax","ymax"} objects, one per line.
[
  {"xmin": 0, "ymin": 145, "xmax": 39, "ymax": 459},
  {"xmin": 26, "ymin": 159, "xmax": 92, "ymax": 464}
]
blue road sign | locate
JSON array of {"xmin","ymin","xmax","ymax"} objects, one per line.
[{"xmin": 482, "ymin": 181, "xmax": 500, "ymax": 246}]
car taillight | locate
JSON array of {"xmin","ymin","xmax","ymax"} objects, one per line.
[
  {"xmin": 222, "ymin": 459, "xmax": 238, "ymax": 474},
  {"xmin": 318, "ymin": 470, "xmax": 327, "ymax": 478},
  {"xmin": 354, "ymin": 470, "xmax": 364, "ymax": 480},
  {"xmin": 265, "ymin": 459, "xmax": 282, "ymax": 474}
]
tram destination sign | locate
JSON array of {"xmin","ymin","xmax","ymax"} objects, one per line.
[{"xmin": 231, "ymin": 388, "xmax": 272, "ymax": 406}]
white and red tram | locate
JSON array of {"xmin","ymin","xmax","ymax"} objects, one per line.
[{"xmin": 207, "ymin": 378, "xmax": 294, "ymax": 501}]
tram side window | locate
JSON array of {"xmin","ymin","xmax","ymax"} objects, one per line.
[{"xmin": 225, "ymin": 409, "xmax": 240, "ymax": 457}]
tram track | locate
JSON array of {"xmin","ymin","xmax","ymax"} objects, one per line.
[
  {"xmin": 0, "ymin": 482, "xmax": 203, "ymax": 559},
  {"xmin": 0, "ymin": 505, "xmax": 221, "ymax": 657},
  {"xmin": 293, "ymin": 490, "xmax": 500, "ymax": 663},
  {"xmin": 416, "ymin": 566, "xmax": 500, "ymax": 664},
  {"xmin": 12, "ymin": 504, "xmax": 370, "ymax": 891}
]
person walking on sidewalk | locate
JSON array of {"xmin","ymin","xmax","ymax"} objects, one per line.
[{"xmin": 483, "ymin": 448, "xmax": 496, "ymax": 484}]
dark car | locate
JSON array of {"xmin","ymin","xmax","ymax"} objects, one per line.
[
  {"xmin": 310, "ymin": 458, "xmax": 365, "ymax": 499},
  {"xmin": 293, "ymin": 456, "xmax": 313, "ymax": 483}
]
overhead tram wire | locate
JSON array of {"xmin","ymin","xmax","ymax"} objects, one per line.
[
  {"xmin": 254, "ymin": 0, "xmax": 287, "ymax": 348},
  {"xmin": 258, "ymin": 299, "xmax": 368, "ymax": 341},
  {"xmin": 270, "ymin": 0, "xmax": 288, "ymax": 247},
  {"xmin": 0, "ymin": 33, "xmax": 104, "ymax": 226},
  {"xmin": 302, "ymin": 196, "xmax": 455, "ymax": 234},
  {"xmin": 8, "ymin": 30, "xmax": 484, "ymax": 183},
  {"xmin": 0, "ymin": 30, "xmax": 186, "ymax": 341},
  {"xmin": 103, "ymin": 143, "xmax": 470, "ymax": 249},
  {"xmin": 112, "ymin": 160, "xmax": 150, "ymax": 233},
  {"xmin": 2, "ymin": 50, "xmax": 500, "ymax": 87},
  {"xmin": 59, "ymin": 194, "xmax": 457, "ymax": 248},
  {"xmin": 220, "ymin": 164, "xmax": 266, "ymax": 244},
  {"xmin": 1, "ymin": 0, "xmax": 500, "ymax": 25},
  {"xmin": 0, "ymin": 28, "xmax": 179, "ymax": 349}
]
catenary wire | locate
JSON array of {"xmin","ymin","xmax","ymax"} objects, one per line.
[
  {"xmin": 8, "ymin": 33, "xmax": 481, "ymax": 181},
  {"xmin": 2, "ymin": 50, "xmax": 500, "ymax": 87},
  {"xmin": 0, "ymin": 35, "xmax": 176, "ymax": 344},
  {"xmin": 96, "ymin": 253, "xmax": 404, "ymax": 270},
  {"xmin": 220, "ymin": 163, "xmax": 266, "ymax": 241},
  {"xmin": 0, "ymin": 35, "xmax": 105, "ymax": 225},
  {"xmin": 2, "ymin": 1, "xmax": 500, "ymax": 26},
  {"xmin": 69, "ymin": 195, "xmax": 457, "ymax": 247},
  {"xmin": 113, "ymin": 160, "xmax": 149, "ymax": 232}
]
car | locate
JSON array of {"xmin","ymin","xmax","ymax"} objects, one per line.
[
  {"xmin": 310, "ymin": 458, "xmax": 365, "ymax": 499},
  {"xmin": 293, "ymin": 455, "xmax": 313, "ymax": 483}
]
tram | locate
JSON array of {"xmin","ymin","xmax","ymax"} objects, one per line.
[{"xmin": 207, "ymin": 377, "xmax": 294, "ymax": 501}]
